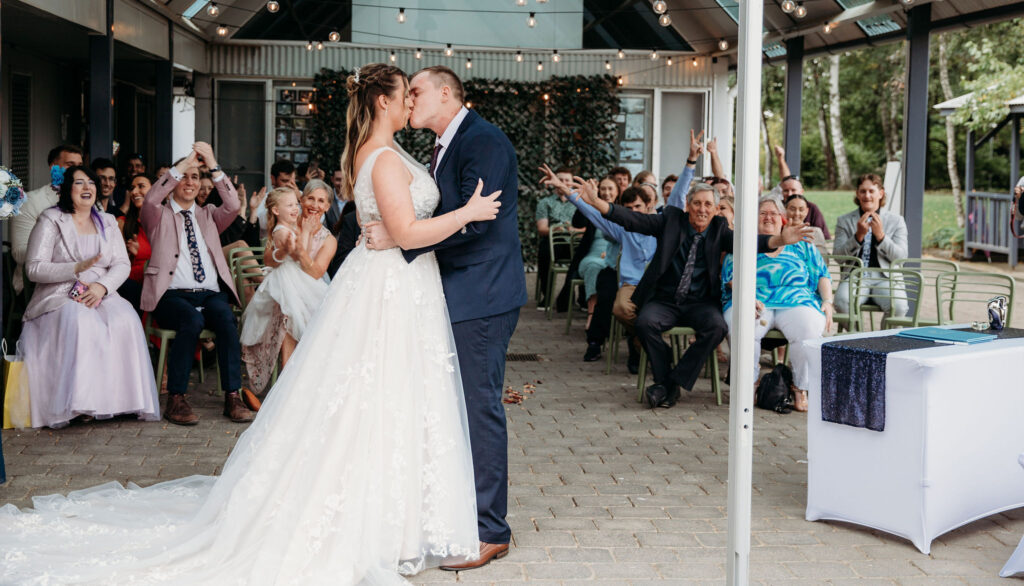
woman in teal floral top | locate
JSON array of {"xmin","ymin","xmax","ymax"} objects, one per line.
[{"xmin": 721, "ymin": 195, "xmax": 834, "ymax": 411}]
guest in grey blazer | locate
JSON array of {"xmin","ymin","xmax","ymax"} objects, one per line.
[{"xmin": 832, "ymin": 173, "xmax": 909, "ymax": 316}]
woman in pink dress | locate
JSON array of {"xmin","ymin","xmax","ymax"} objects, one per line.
[
  {"xmin": 240, "ymin": 179, "xmax": 337, "ymax": 392},
  {"xmin": 20, "ymin": 166, "xmax": 159, "ymax": 428}
]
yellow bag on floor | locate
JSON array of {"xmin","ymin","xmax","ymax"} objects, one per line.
[{"xmin": 2, "ymin": 340, "xmax": 31, "ymax": 429}]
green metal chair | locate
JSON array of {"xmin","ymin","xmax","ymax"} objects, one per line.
[
  {"xmin": 935, "ymin": 270, "xmax": 1015, "ymax": 327},
  {"xmin": 564, "ymin": 231, "xmax": 588, "ymax": 332},
  {"xmin": 545, "ymin": 227, "xmax": 575, "ymax": 320},
  {"xmin": 143, "ymin": 313, "xmax": 222, "ymax": 395},
  {"xmin": 891, "ymin": 258, "xmax": 959, "ymax": 326},
  {"xmin": 823, "ymin": 254, "xmax": 863, "ymax": 333},
  {"xmin": 847, "ymin": 267, "xmax": 924, "ymax": 330},
  {"xmin": 635, "ymin": 327, "xmax": 722, "ymax": 406}
]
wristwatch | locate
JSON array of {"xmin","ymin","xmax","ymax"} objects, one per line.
[
  {"xmin": 209, "ymin": 164, "xmax": 222, "ymax": 174},
  {"xmin": 686, "ymin": 158, "xmax": 697, "ymax": 166}
]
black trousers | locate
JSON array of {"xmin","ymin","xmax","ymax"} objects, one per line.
[
  {"xmin": 586, "ymin": 267, "xmax": 618, "ymax": 344},
  {"xmin": 634, "ymin": 299, "xmax": 727, "ymax": 390},
  {"xmin": 151, "ymin": 289, "xmax": 241, "ymax": 394}
]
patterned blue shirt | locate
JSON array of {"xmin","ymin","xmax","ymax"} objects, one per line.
[{"xmin": 720, "ymin": 240, "xmax": 829, "ymax": 313}]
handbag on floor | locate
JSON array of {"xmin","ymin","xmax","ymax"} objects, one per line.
[
  {"xmin": 755, "ymin": 363, "xmax": 795, "ymax": 414},
  {"xmin": 2, "ymin": 340, "xmax": 31, "ymax": 429}
]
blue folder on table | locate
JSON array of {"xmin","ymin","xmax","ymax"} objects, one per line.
[{"xmin": 895, "ymin": 327, "xmax": 996, "ymax": 345}]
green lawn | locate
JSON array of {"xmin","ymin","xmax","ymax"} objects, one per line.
[{"xmin": 804, "ymin": 190, "xmax": 960, "ymax": 246}]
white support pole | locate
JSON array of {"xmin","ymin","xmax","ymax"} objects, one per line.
[{"xmin": 726, "ymin": 0, "xmax": 764, "ymax": 581}]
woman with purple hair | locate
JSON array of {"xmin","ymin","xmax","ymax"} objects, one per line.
[{"xmin": 19, "ymin": 165, "xmax": 159, "ymax": 428}]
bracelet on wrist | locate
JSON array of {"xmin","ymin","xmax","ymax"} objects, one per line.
[
  {"xmin": 271, "ymin": 248, "xmax": 286, "ymax": 263},
  {"xmin": 686, "ymin": 158, "xmax": 697, "ymax": 166}
]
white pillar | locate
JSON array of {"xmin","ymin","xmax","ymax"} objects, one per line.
[{"xmin": 726, "ymin": 0, "xmax": 764, "ymax": 581}]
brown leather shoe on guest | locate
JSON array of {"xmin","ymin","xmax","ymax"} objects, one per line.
[
  {"xmin": 164, "ymin": 394, "xmax": 199, "ymax": 426},
  {"xmin": 439, "ymin": 541, "xmax": 509, "ymax": 571},
  {"xmin": 224, "ymin": 391, "xmax": 256, "ymax": 423}
]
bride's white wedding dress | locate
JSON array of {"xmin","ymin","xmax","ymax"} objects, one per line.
[{"xmin": 0, "ymin": 145, "xmax": 479, "ymax": 585}]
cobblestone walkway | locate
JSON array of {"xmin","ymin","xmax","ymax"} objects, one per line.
[{"xmin": 2, "ymin": 280, "xmax": 1022, "ymax": 584}]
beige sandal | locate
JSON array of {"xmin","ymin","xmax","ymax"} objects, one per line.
[{"xmin": 793, "ymin": 388, "xmax": 808, "ymax": 412}]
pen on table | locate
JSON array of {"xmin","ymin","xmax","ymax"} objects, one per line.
[{"xmin": 933, "ymin": 339, "xmax": 967, "ymax": 346}]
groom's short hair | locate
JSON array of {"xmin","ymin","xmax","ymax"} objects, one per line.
[{"xmin": 414, "ymin": 66, "xmax": 464, "ymax": 103}]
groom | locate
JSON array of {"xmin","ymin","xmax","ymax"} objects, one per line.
[{"xmin": 367, "ymin": 66, "xmax": 526, "ymax": 569}]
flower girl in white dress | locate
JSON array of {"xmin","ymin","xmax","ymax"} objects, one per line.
[{"xmin": 240, "ymin": 187, "xmax": 329, "ymax": 391}]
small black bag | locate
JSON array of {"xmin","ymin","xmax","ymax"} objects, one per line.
[{"xmin": 755, "ymin": 364, "xmax": 795, "ymax": 414}]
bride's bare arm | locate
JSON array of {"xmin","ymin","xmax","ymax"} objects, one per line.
[{"xmin": 372, "ymin": 150, "xmax": 500, "ymax": 250}]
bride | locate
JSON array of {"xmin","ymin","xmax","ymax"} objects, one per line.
[{"xmin": 0, "ymin": 63, "xmax": 501, "ymax": 585}]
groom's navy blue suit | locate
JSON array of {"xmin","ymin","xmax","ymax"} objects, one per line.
[{"xmin": 405, "ymin": 109, "xmax": 527, "ymax": 544}]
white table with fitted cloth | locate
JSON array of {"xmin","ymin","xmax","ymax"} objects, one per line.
[{"xmin": 797, "ymin": 327, "xmax": 1024, "ymax": 555}]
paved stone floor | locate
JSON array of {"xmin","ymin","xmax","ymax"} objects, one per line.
[{"xmin": 2, "ymin": 274, "xmax": 1023, "ymax": 584}]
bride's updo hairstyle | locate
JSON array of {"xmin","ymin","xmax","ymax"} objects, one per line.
[{"xmin": 339, "ymin": 63, "xmax": 407, "ymax": 201}]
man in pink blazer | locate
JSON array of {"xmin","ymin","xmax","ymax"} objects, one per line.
[{"xmin": 142, "ymin": 142, "xmax": 254, "ymax": 425}]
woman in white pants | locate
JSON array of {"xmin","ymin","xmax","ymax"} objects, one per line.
[{"xmin": 721, "ymin": 195, "xmax": 833, "ymax": 411}]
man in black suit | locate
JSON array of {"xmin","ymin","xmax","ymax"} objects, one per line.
[{"xmin": 577, "ymin": 181, "xmax": 812, "ymax": 408}]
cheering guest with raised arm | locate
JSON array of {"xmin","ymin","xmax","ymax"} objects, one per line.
[
  {"xmin": 141, "ymin": 142, "xmax": 255, "ymax": 426},
  {"xmin": 578, "ymin": 180, "xmax": 815, "ymax": 409}
]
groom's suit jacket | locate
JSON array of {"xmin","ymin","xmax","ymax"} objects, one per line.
[{"xmin": 404, "ymin": 109, "xmax": 527, "ymax": 323}]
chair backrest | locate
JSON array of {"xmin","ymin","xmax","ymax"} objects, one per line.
[
  {"xmin": 891, "ymin": 258, "xmax": 959, "ymax": 323},
  {"xmin": 548, "ymin": 226, "xmax": 575, "ymax": 265},
  {"xmin": 232, "ymin": 254, "xmax": 266, "ymax": 311},
  {"xmin": 823, "ymin": 254, "xmax": 863, "ymax": 290},
  {"xmin": 935, "ymin": 270, "xmax": 1015, "ymax": 327},
  {"xmin": 848, "ymin": 266, "xmax": 924, "ymax": 328},
  {"xmin": 229, "ymin": 246, "xmax": 265, "ymax": 270}
]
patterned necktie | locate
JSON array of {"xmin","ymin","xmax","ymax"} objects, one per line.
[
  {"xmin": 180, "ymin": 210, "xmax": 206, "ymax": 282},
  {"xmin": 428, "ymin": 144, "xmax": 443, "ymax": 177},
  {"xmin": 860, "ymin": 229, "xmax": 873, "ymax": 268},
  {"xmin": 674, "ymin": 233, "xmax": 705, "ymax": 305}
]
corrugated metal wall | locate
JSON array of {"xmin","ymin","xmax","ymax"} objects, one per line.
[{"xmin": 207, "ymin": 43, "xmax": 718, "ymax": 89}]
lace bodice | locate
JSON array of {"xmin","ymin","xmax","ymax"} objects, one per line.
[{"xmin": 353, "ymin": 145, "xmax": 439, "ymax": 225}]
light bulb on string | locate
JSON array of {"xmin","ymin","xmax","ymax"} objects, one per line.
[
  {"xmin": 465, "ymin": 58, "xmax": 472, "ymax": 69},
  {"xmin": 718, "ymin": 38, "xmax": 729, "ymax": 51},
  {"xmin": 691, "ymin": 56, "xmax": 699, "ymax": 67},
  {"xmin": 266, "ymin": 1, "xmax": 279, "ymax": 13},
  {"xmin": 653, "ymin": 0, "xmax": 667, "ymax": 14},
  {"xmin": 390, "ymin": 50, "xmax": 396, "ymax": 62},
  {"xmin": 649, "ymin": 49, "xmax": 658, "ymax": 60},
  {"xmin": 316, "ymin": 41, "xmax": 323, "ymax": 50},
  {"xmin": 328, "ymin": 30, "xmax": 340, "ymax": 42},
  {"xmin": 823, "ymin": 21, "xmax": 835, "ymax": 33},
  {"xmin": 516, "ymin": 0, "xmax": 526, "ymax": 5},
  {"xmin": 415, "ymin": 48, "xmax": 422, "ymax": 59},
  {"xmin": 658, "ymin": 13, "xmax": 671, "ymax": 26},
  {"xmin": 617, "ymin": 48, "xmax": 625, "ymax": 59},
  {"xmin": 604, "ymin": 60, "xmax": 611, "ymax": 70},
  {"xmin": 397, "ymin": 8, "xmax": 406, "ymax": 23},
  {"xmin": 794, "ymin": 4, "xmax": 807, "ymax": 18},
  {"xmin": 536, "ymin": 61, "xmax": 543, "ymax": 71},
  {"xmin": 305, "ymin": 41, "xmax": 313, "ymax": 51},
  {"xmin": 781, "ymin": 0, "xmax": 796, "ymax": 14},
  {"xmin": 515, "ymin": 51, "xmax": 523, "ymax": 62},
  {"xmin": 666, "ymin": 57, "xmax": 673, "ymax": 66},
  {"xmin": 216, "ymin": 25, "xmax": 228, "ymax": 37},
  {"xmin": 617, "ymin": 76, "xmax": 624, "ymax": 86},
  {"xmin": 528, "ymin": 13, "xmax": 536, "ymax": 27},
  {"xmin": 552, "ymin": 50, "xmax": 560, "ymax": 62},
  {"xmin": 207, "ymin": 2, "xmax": 219, "ymax": 17},
  {"xmin": 444, "ymin": 43, "xmax": 453, "ymax": 56}
]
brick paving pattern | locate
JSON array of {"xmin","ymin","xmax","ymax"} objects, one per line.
[{"xmin": 2, "ymin": 271, "xmax": 1023, "ymax": 584}]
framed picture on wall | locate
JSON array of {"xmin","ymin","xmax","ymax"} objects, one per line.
[
  {"xmin": 275, "ymin": 151, "xmax": 291, "ymax": 161},
  {"xmin": 276, "ymin": 117, "xmax": 290, "ymax": 128},
  {"xmin": 276, "ymin": 103, "xmax": 293, "ymax": 116},
  {"xmin": 292, "ymin": 118, "xmax": 307, "ymax": 129},
  {"xmin": 279, "ymin": 89, "xmax": 296, "ymax": 102},
  {"xmin": 304, "ymin": 132, "xmax": 314, "ymax": 147},
  {"xmin": 293, "ymin": 152, "xmax": 310, "ymax": 164},
  {"xmin": 290, "ymin": 131, "xmax": 303, "ymax": 147},
  {"xmin": 276, "ymin": 131, "xmax": 289, "ymax": 147},
  {"xmin": 295, "ymin": 103, "xmax": 311, "ymax": 116},
  {"xmin": 298, "ymin": 90, "xmax": 314, "ymax": 102}
]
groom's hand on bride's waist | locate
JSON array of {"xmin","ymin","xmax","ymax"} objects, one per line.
[{"xmin": 364, "ymin": 221, "xmax": 398, "ymax": 250}]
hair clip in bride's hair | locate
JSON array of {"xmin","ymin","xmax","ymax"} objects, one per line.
[{"xmin": 353, "ymin": 67, "xmax": 361, "ymax": 83}]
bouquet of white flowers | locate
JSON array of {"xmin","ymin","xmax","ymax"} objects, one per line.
[{"xmin": 0, "ymin": 167, "xmax": 26, "ymax": 219}]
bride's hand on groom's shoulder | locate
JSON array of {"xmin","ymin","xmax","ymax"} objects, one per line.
[{"xmin": 363, "ymin": 221, "xmax": 397, "ymax": 250}]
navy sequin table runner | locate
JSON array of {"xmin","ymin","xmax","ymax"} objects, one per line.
[{"xmin": 820, "ymin": 327, "xmax": 1024, "ymax": 432}]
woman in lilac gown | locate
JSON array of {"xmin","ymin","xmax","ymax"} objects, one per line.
[{"xmin": 19, "ymin": 166, "xmax": 159, "ymax": 428}]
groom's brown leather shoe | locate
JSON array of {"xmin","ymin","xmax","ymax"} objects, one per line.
[{"xmin": 439, "ymin": 541, "xmax": 509, "ymax": 571}]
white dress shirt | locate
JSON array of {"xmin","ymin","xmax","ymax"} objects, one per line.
[
  {"xmin": 167, "ymin": 179, "xmax": 219, "ymax": 292},
  {"xmin": 432, "ymin": 106, "xmax": 470, "ymax": 180}
]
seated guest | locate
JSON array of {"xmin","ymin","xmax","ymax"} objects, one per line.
[
  {"xmin": 609, "ymin": 166, "xmax": 632, "ymax": 194},
  {"xmin": 661, "ymin": 175, "xmax": 677, "ymax": 204},
  {"xmin": 10, "ymin": 144, "xmax": 84, "ymax": 293},
  {"xmin": 241, "ymin": 184, "xmax": 333, "ymax": 391},
  {"xmin": 196, "ymin": 171, "xmax": 214, "ymax": 206},
  {"xmin": 633, "ymin": 170, "xmax": 659, "ymax": 206},
  {"xmin": 833, "ymin": 173, "xmax": 909, "ymax": 317},
  {"xmin": 785, "ymin": 194, "xmax": 827, "ymax": 253},
  {"xmin": 718, "ymin": 195, "xmax": 735, "ymax": 230},
  {"xmin": 535, "ymin": 166, "xmax": 582, "ymax": 309},
  {"xmin": 771, "ymin": 145, "xmax": 830, "ymax": 239},
  {"xmin": 142, "ymin": 142, "xmax": 255, "ymax": 425},
  {"xmin": 721, "ymin": 195, "xmax": 834, "ymax": 412},
  {"xmin": 116, "ymin": 174, "xmax": 154, "ymax": 309},
  {"xmin": 90, "ymin": 158, "xmax": 118, "ymax": 213},
  {"xmin": 20, "ymin": 166, "xmax": 159, "ymax": 428},
  {"xmin": 579, "ymin": 181, "xmax": 813, "ymax": 408}
]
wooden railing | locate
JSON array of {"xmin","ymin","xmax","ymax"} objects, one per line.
[{"xmin": 964, "ymin": 190, "xmax": 1020, "ymax": 267}]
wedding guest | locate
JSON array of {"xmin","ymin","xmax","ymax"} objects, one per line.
[
  {"xmin": 718, "ymin": 195, "xmax": 735, "ymax": 230},
  {"xmin": 127, "ymin": 153, "xmax": 147, "ymax": 177},
  {"xmin": 253, "ymin": 159, "xmax": 299, "ymax": 238},
  {"xmin": 569, "ymin": 176, "xmax": 621, "ymax": 361},
  {"xmin": 535, "ymin": 166, "xmax": 581, "ymax": 309},
  {"xmin": 833, "ymin": 173, "xmax": 910, "ymax": 317},
  {"xmin": 20, "ymin": 166, "xmax": 159, "ymax": 428},
  {"xmin": 785, "ymin": 194, "xmax": 827, "ymax": 253},
  {"xmin": 241, "ymin": 184, "xmax": 333, "ymax": 391},
  {"xmin": 90, "ymin": 158, "xmax": 118, "ymax": 213},
  {"xmin": 117, "ymin": 174, "xmax": 154, "ymax": 309},
  {"xmin": 721, "ymin": 195, "xmax": 833, "ymax": 412},
  {"xmin": 770, "ymin": 145, "xmax": 830, "ymax": 239},
  {"xmin": 661, "ymin": 175, "xmax": 677, "ymax": 204},
  {"xmin": 634, "ymin": 170, "xmax": 659, "ymax": 206},
  {"xmin": 196, "ymin": 171, "xmax": 215, "ymax": 206},
  {"xmin": 10, "ymin": 144, "xmax": 84, "ymax": 293},
  {"xmin": 142, "ymin": 142, "xmax": 254, "ymax": 426},
  {"xmin": 609, "ymin": 166, "xmax": 632, "ymax": 193},
  {"xmin": 705, "ymin": 138, "xmax": 734, "ymax": 198},
  {"xmin": 581, "ymin": 181, "xmax": 812, "ymax": 408}
]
